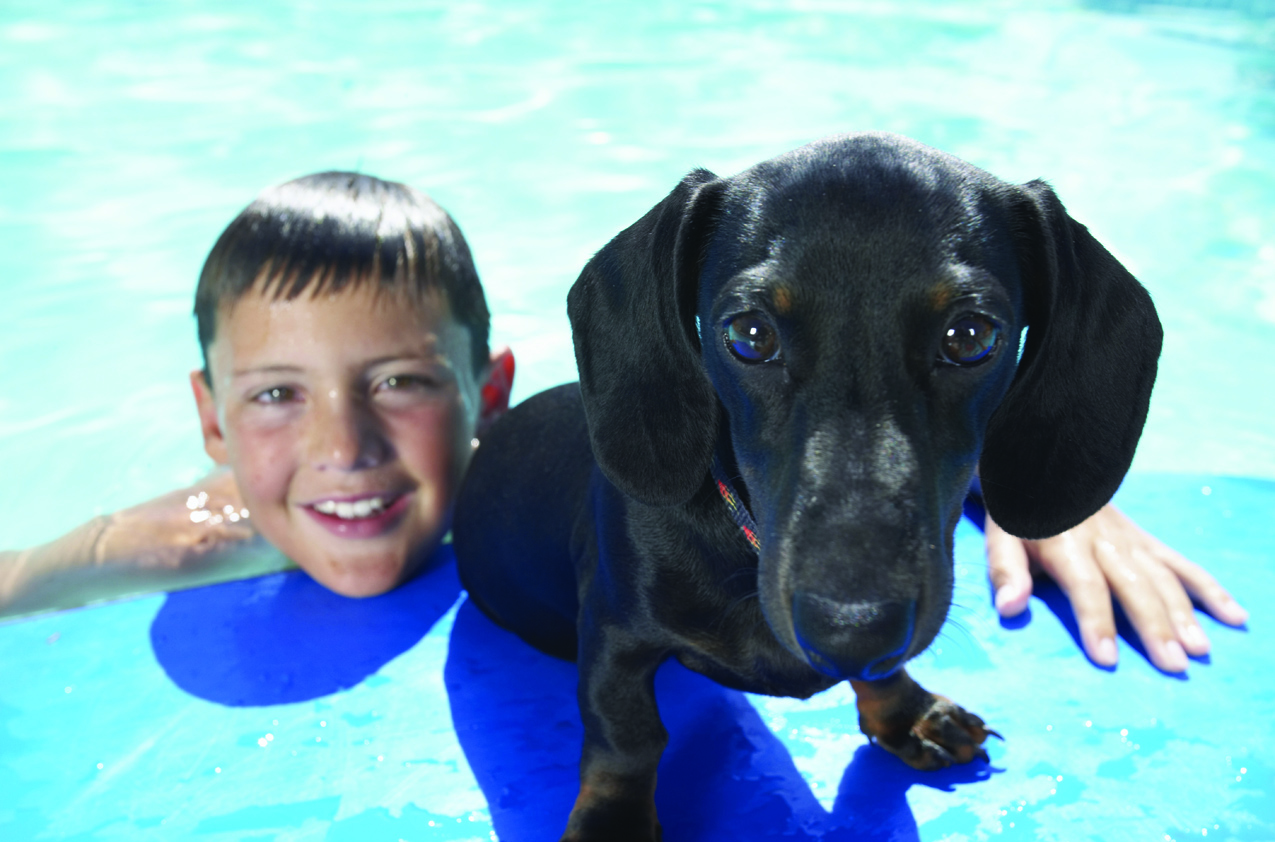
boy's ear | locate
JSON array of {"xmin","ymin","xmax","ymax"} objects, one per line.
[
  {"xmin": 190, "ymin": 369, "xmax": 230, "ymax": 465},
  {"xmin": 476, "ymin": 347, "xmax": 515, "ymax": 438}
]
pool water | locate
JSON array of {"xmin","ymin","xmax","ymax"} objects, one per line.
[{"xmin": 1, "ymin": 1, "xmax": 1273, "ymax": 840}]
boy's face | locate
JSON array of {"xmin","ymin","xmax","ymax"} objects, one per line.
[{"xmin": 192, "ymin": 282, "xmax": 508, "ymax": 597}]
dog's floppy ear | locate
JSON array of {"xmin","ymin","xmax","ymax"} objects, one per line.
[
  {"xmin": 568, "ymin": 169, "xmax": 724, "ymax": 507},
  {"xmin": 980, "ymin": 181, "xmax": 1163, "ymax": 539}
]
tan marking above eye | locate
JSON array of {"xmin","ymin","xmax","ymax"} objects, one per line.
[
  {"xmin": 772, "ymin": 286, "xmax": 793, "ymax": 314},
  {"xmin": 927, "ymin": 283, "xmax": 958, "ymax": 312}
]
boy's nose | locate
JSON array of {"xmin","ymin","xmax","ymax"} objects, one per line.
[{"xmin": 308, "ymin": 393, "xmax": 391, "ymax": 471}]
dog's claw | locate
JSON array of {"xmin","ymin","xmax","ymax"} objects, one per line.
[{"xmin": 859, "ymin": 685, "xmax": 997, "ymax": 771}]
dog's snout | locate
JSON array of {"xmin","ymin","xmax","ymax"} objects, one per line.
[{"xmin": 792, "ymin": 593, "xmax": 915, "ymax": 681}]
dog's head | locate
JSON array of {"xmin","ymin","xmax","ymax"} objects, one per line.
[{"xmin": 568, "ymin": 133, "xmax": 1162, "ymax": 682}]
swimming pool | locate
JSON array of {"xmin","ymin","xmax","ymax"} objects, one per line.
[{"xmin": 1, "ymin": 1, "xmax": 1272, "ymax": 839}]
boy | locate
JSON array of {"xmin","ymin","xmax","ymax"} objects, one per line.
[
  {"xmin": 0, "ymin": 172, "xmax": 514, "ymax": 614},
  {"xmin": 0, "ymin": 171, "xmax": 1245, "ymax": 674}
]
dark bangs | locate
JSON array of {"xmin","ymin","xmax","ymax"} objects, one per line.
[{"xmin": 194, "ymin": 171, "xmax": 490, "ymax": 374}]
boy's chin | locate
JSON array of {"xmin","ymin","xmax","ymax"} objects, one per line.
[{"xmin": 296, "ymin": 553, "xmax": 418, "ymax": 598}]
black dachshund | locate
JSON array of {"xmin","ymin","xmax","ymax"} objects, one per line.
[{"xmin": 454, "ymin": 132, "xmax": 1161, "ymax": 841}]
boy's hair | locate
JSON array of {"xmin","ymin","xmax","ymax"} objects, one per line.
[{"xmin": 194, "ymin": 171, "xmax": 490, "ymax": 376}]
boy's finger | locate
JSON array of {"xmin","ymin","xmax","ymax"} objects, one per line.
[
  {"xmin": 984, "ymin": 513, "xmax": 1032, "ymax": 617},
  {"xmin": 1155, "ymin": 548, "xmax": 1249, "ymax": 627},
  {"xmin": 1091, "ymin": 540, "xmax": 1188, "ymax": 673},
  {"xmin": 1139, "ymin": 550, "xmax": 1211, "ymax": 657},
  {"xmin": 1031, "ymin": 533, "xmax": 1119, "ymax": 667}
]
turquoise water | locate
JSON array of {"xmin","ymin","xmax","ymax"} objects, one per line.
[
  {"xmin": 1, "ymin": 1, "xmax": 1274, "ymax": 840},
  {"xmin": 1, "ymin": 0, "xmax": 1273, "ymax": 547}
]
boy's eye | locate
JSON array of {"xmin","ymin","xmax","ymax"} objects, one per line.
[
  {"xmin": 374, "ymin": 373, "xmax": 448, "ymax": 398},
  {"xmin": 378, "ymin": 374, "xmax": 434, "ymax": 392},
  {"xmin": 253, "ymin": 386, "xmax": 298, "ymax": 404}
]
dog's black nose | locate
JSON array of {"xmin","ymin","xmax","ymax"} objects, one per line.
[{"xmin": 792, "ymin": 593, "xmax": 915, "ymax": 681}]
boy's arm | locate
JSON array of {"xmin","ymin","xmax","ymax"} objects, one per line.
[{"xmin": 0, "ymin": 469, "xmax": 294, "ymax": 621}]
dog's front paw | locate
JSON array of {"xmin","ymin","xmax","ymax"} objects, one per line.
[
  {"xmin": 884, "ymin": 693, "xmax": 999, "ymax": 770},
  {"xmin": 561, "ymin": 781, "xmax": 661, "ymax": 842},
  {"xmin": 853, "ymin": 674, "xmax": 999, "ymax": 771}
]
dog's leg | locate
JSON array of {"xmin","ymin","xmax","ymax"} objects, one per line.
[
  {"xmin": 850, "ymin": 669, "xmax": 998, "ymax": 770},
  {"xmin": 562, "ymin": 623, "xmax": 667, "ymax": 842}
]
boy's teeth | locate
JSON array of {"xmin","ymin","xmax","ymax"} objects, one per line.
[{"xmin": 314, "ymin": 497, "xmax": 387, "ymax": 519}]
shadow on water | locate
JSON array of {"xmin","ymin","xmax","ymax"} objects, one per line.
[
  {"xmin": 445, "ymin": 598, "xmax": 996, "ymax": 841},
  {"xmin": 149, "ymin": 545, "xmax": 462, "ymax": 706}
]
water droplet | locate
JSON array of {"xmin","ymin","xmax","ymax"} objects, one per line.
[
  {"xmin": 64, "ymin": 686, "xmax": 72, "ymax": 694},
  {"xmin": 96, "ymin": 762, "xmax": 103, "ymax": 770},
  {"xmin": 214, "ymin": 767, "xmax": 221, "ymax": 774}
]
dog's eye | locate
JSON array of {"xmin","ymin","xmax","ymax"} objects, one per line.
[
  {"xmin": 940, "ymin": 315, "xmax": 999, "ymax": 365},
  {"xmin": 725, "ymin": 314, "xmax": 780, "ymax": 363}
]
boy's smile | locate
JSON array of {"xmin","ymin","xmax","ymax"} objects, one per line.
[{"xmin": 192, "ymin": 282, "xmax": 494, "ymax": 597}]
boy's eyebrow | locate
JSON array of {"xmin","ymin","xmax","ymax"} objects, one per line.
[
  {"xmin": 232, "ymin": 364, "xmax": 305, "ymax": 377},
  {"xmin": 363, "ymin": 351, "xmax": 449, "ymax": 368},
  {"xmin": 231, "ymin": 351, "xmax": 450, "ymax": 379}
]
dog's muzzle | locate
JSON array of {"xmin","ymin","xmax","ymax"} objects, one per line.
[{"xmin": 792, "ymin": 593, "xmax": 915, "ymax": 681}]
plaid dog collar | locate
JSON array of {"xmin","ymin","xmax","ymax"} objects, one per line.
[{"xmin": 710, "ymin": 455, "xmax": 761, "ymax": 553}]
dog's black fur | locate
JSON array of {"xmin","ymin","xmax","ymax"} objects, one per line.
[{"xmin": 453, "ymin": 132, "xmax": 1162, "ymax": 841}]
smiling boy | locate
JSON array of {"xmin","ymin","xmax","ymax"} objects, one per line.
[{"xmin": 0, "ymin": 172, "xmax": 513, "ymax": 614}]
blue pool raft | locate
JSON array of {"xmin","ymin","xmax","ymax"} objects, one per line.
[{"xmin": 1, "ymin": 472, "xmax": 1271, "ymax": 841}]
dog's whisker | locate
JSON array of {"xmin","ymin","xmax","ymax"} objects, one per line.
[{"xmin": 709, "ymin": 588, "xmax": 762, "ymax": 632}]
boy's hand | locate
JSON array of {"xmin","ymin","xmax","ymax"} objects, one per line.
[{"xmin": 985, "ymin": 504, "xmax": 1248, "ymax": 673}]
